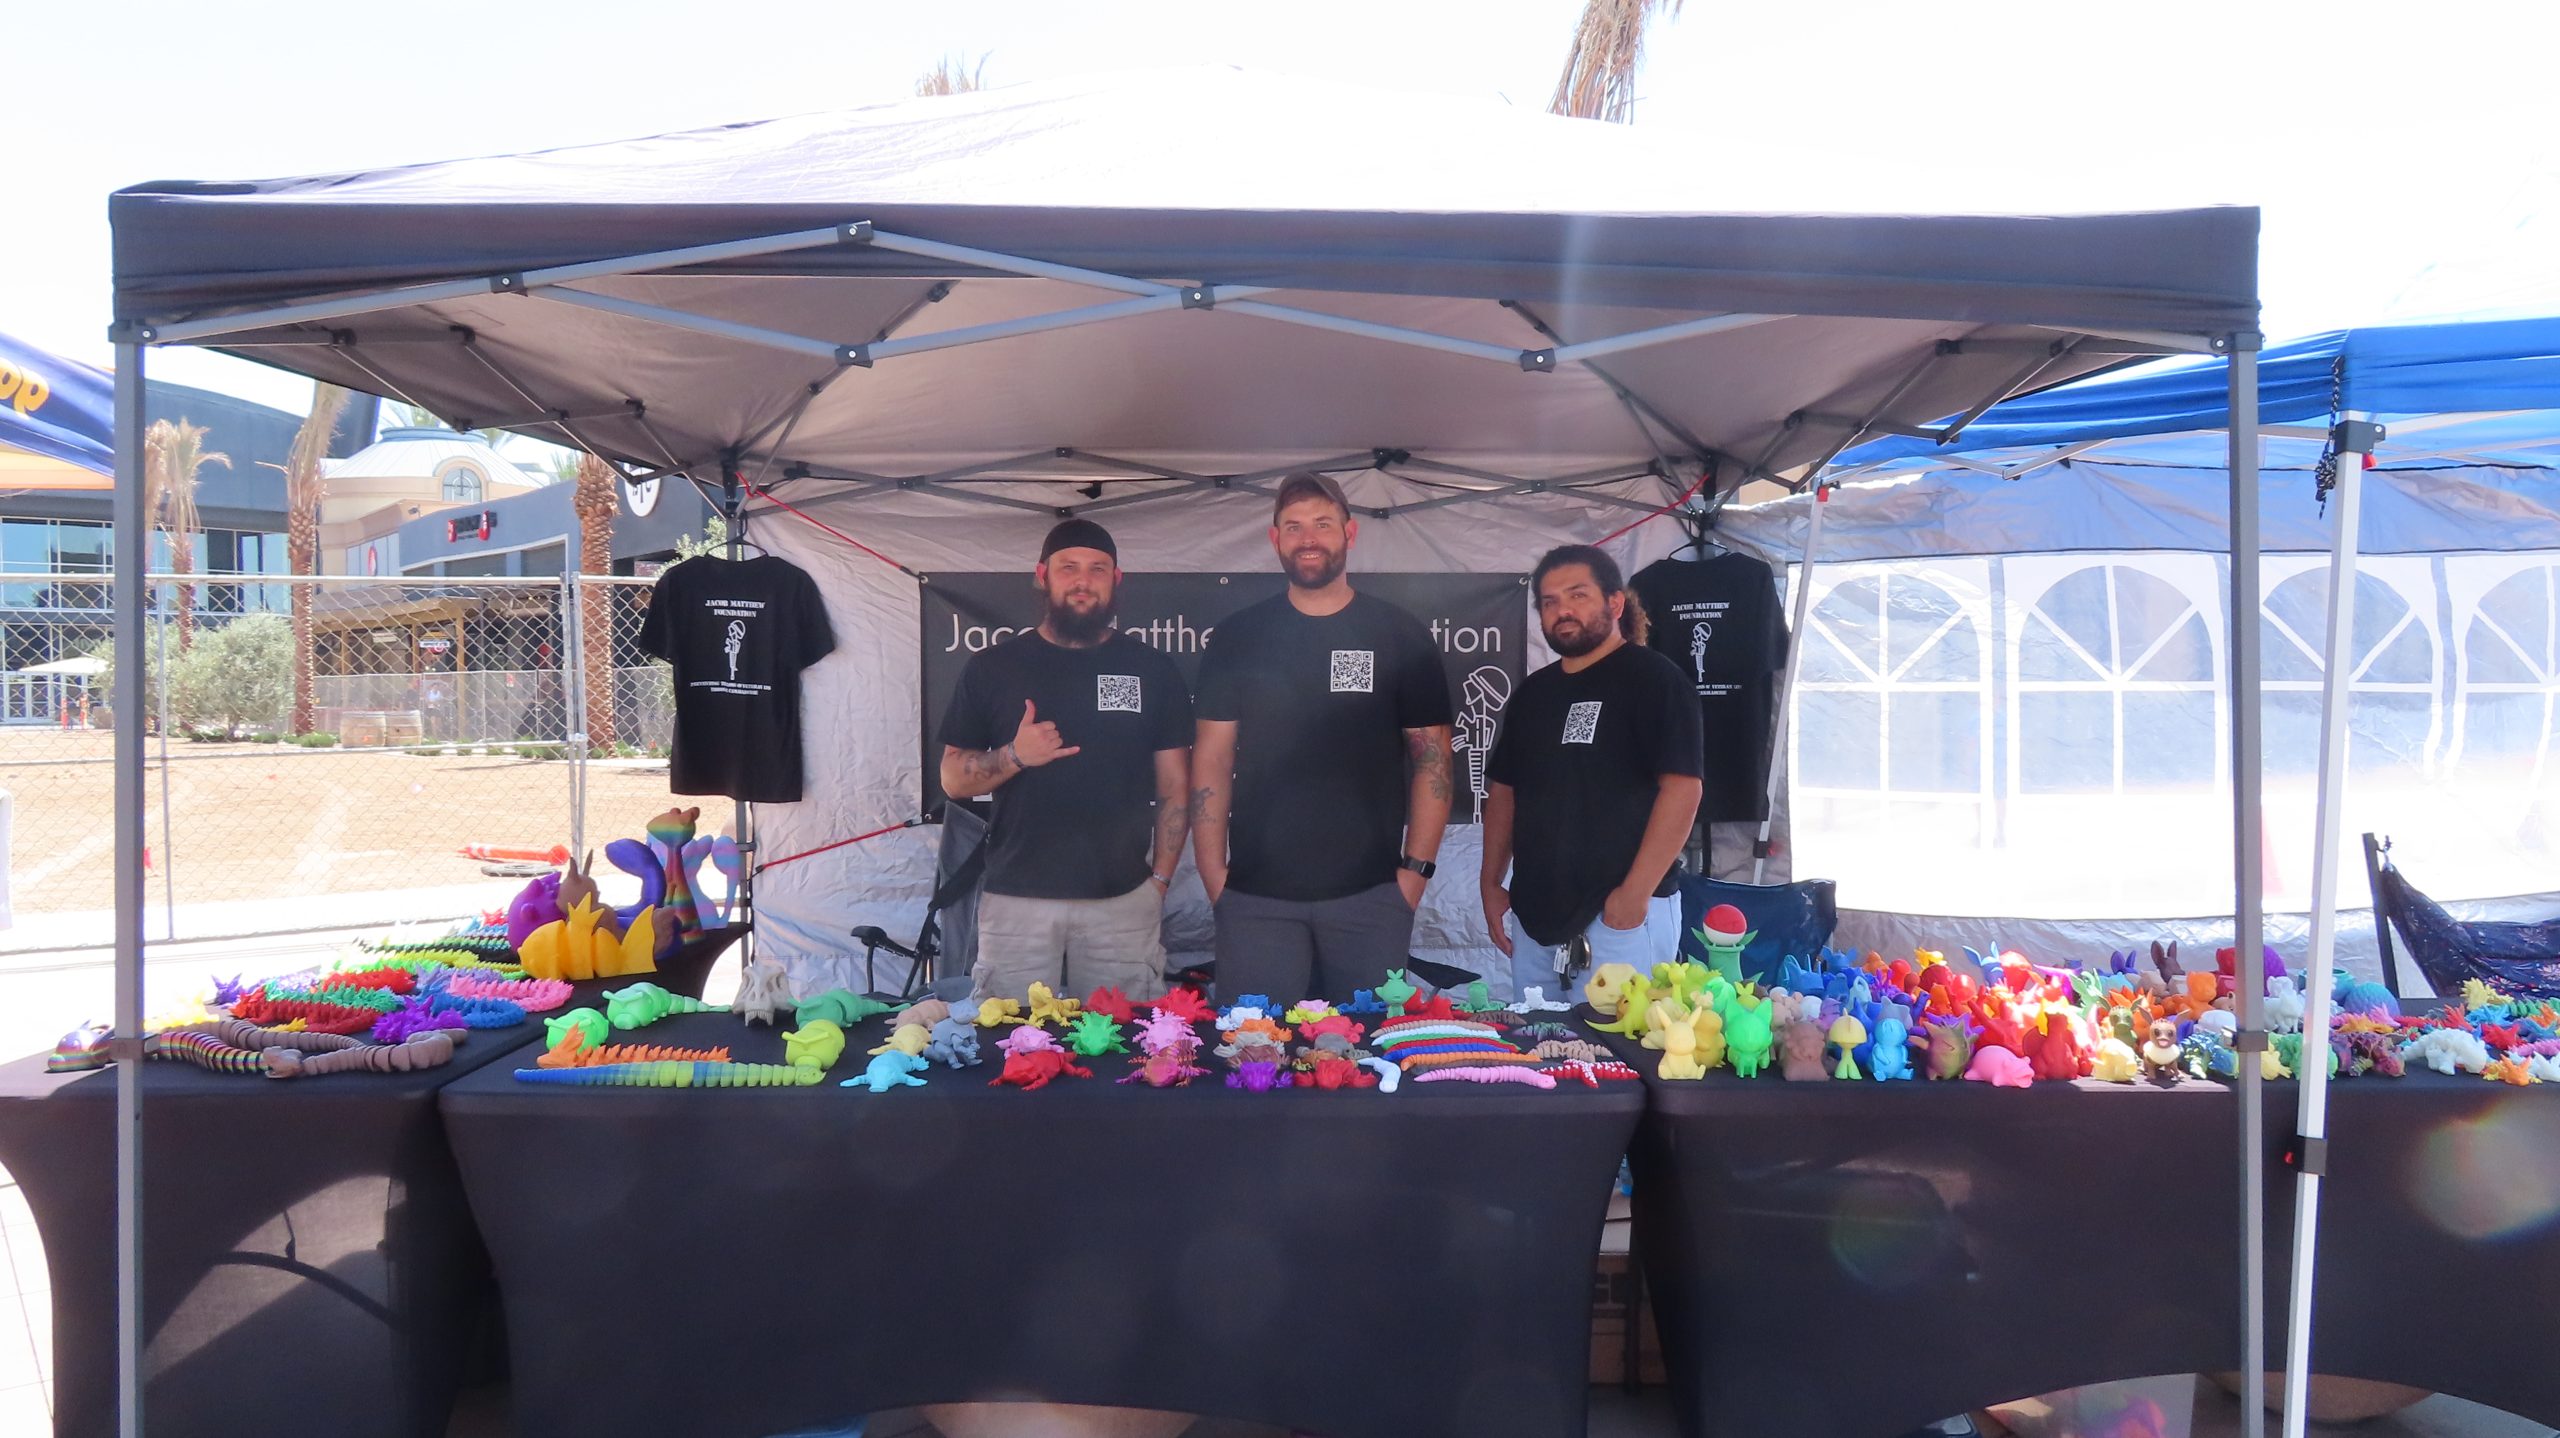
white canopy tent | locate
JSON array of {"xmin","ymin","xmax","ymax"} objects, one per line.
[{"xmin": 105, "ymin": 68, "xmax": 2271, "ymax": 1438}]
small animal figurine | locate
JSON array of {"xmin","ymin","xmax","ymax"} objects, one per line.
[
  {"xmin": 841, "ymin": 1050, "xmax": 929, "ymax": 1092},
  {"xmin": 1120, "ymin": 1043, "xmax": 1209, "ymax": 1087},
  {"xmin": 732, "ymin": 960, "xmax": 797, "ymax": 1026},
  {"xmin": 1690, "ymin": 1006, "xmax": 1728, "ymax": 1071},
  {"xmin": 1024, "ymin": 983, "xmax": 1083, "ymax": 1029},
  {"xmin": 1151, "ymin": 987, "xmax": 1216, "ymax": 1022},
  {"xmin": 1778, "ymin": 1021, "xmax": 1830, "ymax": 1082},
  {"xmin": 2139, "ymin": 1018, "xmax": 2184, "ymax": 1082},
  {"xmin": 796, "ymin": 989, "xmax": 892, "ymax": 1027},
  {"xmin": 1641, "ymin": 997, "xmax": 1690, "ymax": 1051},
  {"xmin": 1084, "ymin": 987, "xmax": 1139, "ymax": 1024},
  {"xmin": 546, "ymin": 1008, "xmax": 610, "ymax": 1053},
  {"xmin": 45, "ymin": 1022, "xmax": 113, "ymax": 1073},
  {"xmin": 1063, "ymin": 1012, "xmax": 1128, "ymax": 1057},
  {"xmin": 1343, "ymin": 988, "xmax": 1386, "ymax": 1015},
  {"xmin": 1725, "ymin": 998, "xmax": 1776, "ymax": 1078},
  {"xmin": 1583, "ymin": 963, "xmax": 1641, "ymax": 1020},
  {"xmin": 1825, "ymin": 1013, "xmax": 1868, "ymax": 1080},
  {"xmin": 997, "ymin": 1025, "xmax": 1065, "ymax": 1058},
  {"xmin": 973, "ymin": 997, "xmax": 1025, "ymax": 1028},
  {"xmin": 1226, "ymin": 1059, "xmax": 1285, "ymax": 1092},
  {"xmin": 1133, "ymin": 1009, "xmax": 1198, "ymax": 1054},
  {"xmin": 1963, "ymin": 1045, "xmax": 2034, "ymax": 1088},
  {"xmin": 2402, "ymin": 1027, "xmax": 2490, "ymax": 1075},
  {"xmin": 1658, "ymin": 1020, "xmax": 1706, "ymax": 1081},
  {"xmin": 2027, "ymin": 1012, "xmax": 2090, "ymax": 1082},
  {"xmin": 1866, "ymin": 1017, "xmax": 1913, "ymax": 1081},
  {"xmin": 2090, "ymin": 1035, "xmax": 2143, "ymax": 1083},
  {"xmin": 1377, "ymin": 969, "xmax": 1420, "ymax": 1018},
  {"xmin": 988, "ymin": 1050, "xmax": 1091, "ymax": 1089},
  {"xmin": 924, "ymin": 1017, "xmax": 985, "ymax": 1069},
  {"xmin": 866, "ymin": 1023, "xmax": 931, "ymax": 1058},
  {"xmin": 892, "ymin": 997, "xmax": 953, "ymax": 1031},
  {"xmin": 782, "ymin": 1020, "xmax": 848, "ymax": 1073},
  {"xmin": 1922, "ymin": 1018, "xmax": 1976, "ymax": 1081},
  {"xmin": 1509, "ymin": 986, "xmax": 1572, "ymax": 1014}
]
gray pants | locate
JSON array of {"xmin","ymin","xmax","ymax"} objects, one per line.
[
  {"xmin": 1212, "ymin": 881, "xmax": 1416, "ymax": 1004},
  {"xmin": 972, "ymin": 882, "xmax": 1170, "ymax": 1004}
]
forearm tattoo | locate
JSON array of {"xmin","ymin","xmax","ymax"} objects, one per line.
[{"xmin": 1408, "ymin": 731, "xmax": 1452, "ymax": 803}]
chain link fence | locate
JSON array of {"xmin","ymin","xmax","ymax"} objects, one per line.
[{"xmin": 0, "ymin": 572, "xmax": 673, "ymax": 950}]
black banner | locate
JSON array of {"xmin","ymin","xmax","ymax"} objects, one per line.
[{"xmin": 919, "ymin": 571, "xmax": 1526, "ymax": 821}]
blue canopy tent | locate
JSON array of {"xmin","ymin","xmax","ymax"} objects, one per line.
[
  {"xmin": 0, "ymin": 329, "xmax": 115, "ymax": 488},
  {"xmin": 1833, "ymin": 314, "xmax": 2560, "ymax": 472},
  {"xmin": 1730, "ymin": 314, "xmax": 2560, "ymax": 1438}
]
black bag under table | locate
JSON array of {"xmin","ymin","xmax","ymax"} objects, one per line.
[
  {"xmin": 0, "ymin": 929, "xmax": 744, "ymax": 1438},
  {"xmin": 1598, "ymin": 1028, "xmax": 2560, "ymax": 1438},
  {"xmin": 439, "ymin": 1009, "xmax": 1642, "ymax": 1438}
]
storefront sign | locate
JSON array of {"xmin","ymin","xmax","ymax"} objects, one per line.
[
  {"xmin": 918, "ymin": 570, "xmax": 1525, "ymax": 820},
  {"xmin": 446, "ymin": 511, "xmax": 495, "ymax": 542}
]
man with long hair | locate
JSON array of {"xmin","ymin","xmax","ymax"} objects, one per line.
[
  {"xmin": 938, "ymin": 519, "xmax": 1192, "ymax": 1003},
  {"xmin": 1482, "ymin": 544, "xmax": 1703, "ymax": 1003}
]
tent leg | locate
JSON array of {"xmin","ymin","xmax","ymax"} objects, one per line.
[
  {"xmin": 1752, "ymin": 484, "xmax": 1828, "ymax": 884},
  {"xmin": 723, "ymin": 468, "xmax": 755, "ymax": 964},
  {"xmin": 2281, "ymin": 417, "xmax": 2374, "ymax": 1438},
  {"xmin": 111, "ymin": 341, "xmax": 148, "ymax": 1438},
  {"xmin": 2226, "ymin": 336, "xmax": 2267, "ymax": 1438}
]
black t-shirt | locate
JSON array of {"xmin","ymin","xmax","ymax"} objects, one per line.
[
  {"xmin": 1629, "ymin": 552, "xmax": 1788, "ymax": 822},
  {"xmin": 636, "ymin": 555, "xmax": 836, "ymax": 803},
  {"xmin": 939, "ymin": 631, "xmax": 1194, "ymax": 900},
  {"xmin": 1194, "ymin": 592, "xmax": 1455, "ymax": 902},
  {"xmin": 1486, "ymin": 643, "xmax": 1705, "ymax": 946}
]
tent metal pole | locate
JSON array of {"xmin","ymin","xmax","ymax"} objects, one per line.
[
  {"xmin": 1215, "ymin": 300, "xmax": 1528, "ymax": 365},
  {"xmin": 1546, "ymin": 312, "xmax": 1785, "ymax": 364},
  {"xmin": 111, "ymin": 340, "xmax": 148, "ymax": 1438},
  {"xmin": 2033, "ymin": 324, "xmax": 2222, "ymax": 354},
  {"xmin": 2280, "ymin": 414, "xmax": 2376, "ymax": 1438},
  {"xmin": 2226, "ymin": 334, "xmax": 2268, "ymax": 1438},
  {"xmin": 140, "ymin": 225, "xmax": 852, "ymax": 344},
  {"xmin": 1754, "ymin": 482, "xmax": 1829, "ymax": 884},
  {"xmin": 869, "ymin": 288, "xmax": 1273, "ymax": 362},
  {"xmin": 1939, "ymin": 341, "xmax": 2080, "ymax": 446},
  {"xmin": 721, "ymin": 464, "xmax": 755, "ymax": 971}
]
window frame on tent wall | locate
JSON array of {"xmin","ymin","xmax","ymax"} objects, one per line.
[
  {"xmin": 1996, "ymin": 552, "xmax": 2227, "ymax": 918},
  {"xmin": 1783, "ymin": 556, "xmax": 1997, "ymax": 912}
]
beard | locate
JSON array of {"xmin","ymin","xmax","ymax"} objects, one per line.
[
  {"xmin": 1544, "ymin": 615, "xmax": 1608, "ymax": 658},
  {"xmin": 1045, "ymin": 590, "xmax": 1117, "ymax": 644},
  {"xmin": 1282, "ymin": 543, "xmax": 1347, "ymax": 590}
]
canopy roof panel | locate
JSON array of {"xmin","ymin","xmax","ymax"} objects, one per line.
[
  {"xmin": 1838, "ymin": 314, "xmax": 2560, "ymax": 470},
  {"xmin": 110, "ymin": 68, "xmax": 2258, "ymax": 501}
]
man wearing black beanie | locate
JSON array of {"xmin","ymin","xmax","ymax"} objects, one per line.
[{"xmin": 937, "ymin": 519, "xmax": 1193, "ymax": 1003}]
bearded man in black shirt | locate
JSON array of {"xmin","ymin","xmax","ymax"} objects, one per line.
[
  {"xmin": 1482, "ymin": 545, "xmax": 1703, "ymax": 1005},
  {"xmin": 1191, "ymin": 472, "xmax": 1456, "ymax": 1003},
  {"xmin": 938, "ymin": 519, "xmax": 1193, "ymax": 1003}
]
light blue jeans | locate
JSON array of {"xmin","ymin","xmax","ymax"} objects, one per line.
[{"xmin": 1506, "ymin": 895, "xmax": 1684, "ymax": 1007}]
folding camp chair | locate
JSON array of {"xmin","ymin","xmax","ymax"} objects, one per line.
[{"xmin": 849, "ymin": 804, "xmax": 989, "ymax": 1002}]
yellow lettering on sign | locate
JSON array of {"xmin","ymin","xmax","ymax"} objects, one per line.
[{"xmin": 0, "ymin": 362, "xmax": 49, "ymax": 415}]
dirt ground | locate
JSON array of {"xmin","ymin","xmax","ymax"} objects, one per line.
[{"xmin": 0, "ymin": 728, "xmax": 687, "ymax": 917}]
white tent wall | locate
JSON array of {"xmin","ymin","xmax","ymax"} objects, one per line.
[
  {"xmin": 1717, "ymin": 457, "xmax": 2560, "ymax": 986},
  {"xmin": 743, "ymin": 470, "xmax": 1684, "ymax": 997}
]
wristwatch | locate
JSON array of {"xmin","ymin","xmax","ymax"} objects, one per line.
[{"xmin": 1397, "ymin": 854, "xmax": 1437, "ymax": 880}]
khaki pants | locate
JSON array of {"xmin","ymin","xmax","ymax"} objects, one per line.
[{"xmin": 972, "ymin": 881, "xmax": 1170, "ymax": 1003}]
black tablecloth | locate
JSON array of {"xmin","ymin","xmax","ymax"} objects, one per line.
[
  {"xmin": 1602, "ymin": 1031, "xmax": 2560, "ymax": 1438},
  {"xmin": 440, "ymin": 1010, "xmax": 1642, "ymax": 1438},
  {"xmin": 0, "ymin": 928, "xmax": 745, "ymax": 1438}
]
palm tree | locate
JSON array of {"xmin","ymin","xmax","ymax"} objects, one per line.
[
  {"xmin": 915, "ymin": 54, "xmax": 989, "ymax": 97},
  {"xmin": 142, "ymin": 418, "xmax": 230, "ymax": 652},
  {"xmin": 1550, "ymin": 0, "xmax": 1683, "ymax": 123},
  {"xmin": 572, "ymin": 451, "xmax": 620, "ymax": 753},
  {"xmin": 279, "ymin": 385, "xmax": 351, "ymax": 734}
]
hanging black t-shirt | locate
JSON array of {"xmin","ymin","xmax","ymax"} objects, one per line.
[
  {"xmin": 1486, "ymin": 643, "xmax": 1704, "ymax": 946},
  {"xmin": 636, "ymin": 555, "xmax": 836, "ymax": 803},
  {"xmin": 1629, "ymin": 552, "xmax": 1788, "ymax": 822},
  {"xmin": 1194, "ymin": 591, "xmax": 1455, "ymax": 903},
  {"xmin": 938, "ymin": 631, "xmax": 1194, "ymax": 900}
]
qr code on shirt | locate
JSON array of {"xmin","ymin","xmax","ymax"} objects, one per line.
[
  {"xmin": 1329, "ymin": 649, "xmax": 1375, "ymax": 694},
  {"xmin": 1096, "ymin": 674, "xmax": 1142, "ymax": 714},
  {"xmin": 1562, "ymin": 700, "xmax": 1603, "ymax": 745}
]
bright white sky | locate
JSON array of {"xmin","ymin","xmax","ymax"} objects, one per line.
[{"xmin": 9, "ymin": 0, "xmax": 2557, "ymax": 421}]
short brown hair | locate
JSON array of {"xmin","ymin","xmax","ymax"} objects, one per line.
[{"xmin": 1271, "ymin": 471, "xmax": 1351, "ymax": 524}]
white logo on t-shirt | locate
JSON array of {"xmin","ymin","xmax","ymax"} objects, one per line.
[
  {"xmin": 1096, "ymin": 674, "xmax": 1142, "ymax": 714},
  {"xmin": 1563, "ymin": 700, "xmax": 1603, "ymax": 745},
  {"xmin": 1329, "ymin": 649, "xmax": 1375, "ymax": 694},
  {"xmin": 1689, "ymin": 622, "xmax": 1712, "ymax": 683},
  {"xmin": 724, "ymin": 619, "xmax": 748, "ymax": 681}
]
